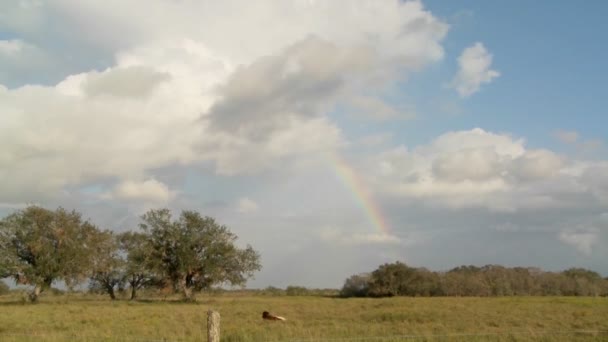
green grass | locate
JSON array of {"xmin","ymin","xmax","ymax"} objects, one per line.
[{"xmin": 0, "ymin": 293, "xmax": 607, "ymax": 341}]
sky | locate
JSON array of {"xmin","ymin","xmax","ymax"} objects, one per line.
[{"xmin": 1, "ymin": 0, "xmax": 607, "ymax": 289}]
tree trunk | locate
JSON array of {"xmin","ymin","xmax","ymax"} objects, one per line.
[
  {"xmin": 130, "ymin": 284, "xmax": 137, "ymax": 300},
  {"xmin": 106, "ymin": 285, "xmax": 116, "ymax": 300},
  {"xmin": 29, "ymin": 284, "xmax": 43, "ymax": 303},
  {"xmin": 180, "ymin": 276, "xmax": 195, "ymax": 302}
]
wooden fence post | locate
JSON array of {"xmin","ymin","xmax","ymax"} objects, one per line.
[{"xmin": 207, "ymin": 310, "xmax": 220, "ymax": 342}]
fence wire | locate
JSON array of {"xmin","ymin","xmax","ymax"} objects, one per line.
[
  {"xmin": 0, "ymin": 333, "xmax": 189, "ymax": 342},
  {"xmin": 1, "ymin": 329, "xmax": 607, "ymax": 342},
  {"xmin": 268, "ymin": 329, "xmax": 608, "ymax": 342}
]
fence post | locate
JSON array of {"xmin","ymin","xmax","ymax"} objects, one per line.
[{"xmin": 207, "ymin": 310, "xmax": 220, "ymax": 342}]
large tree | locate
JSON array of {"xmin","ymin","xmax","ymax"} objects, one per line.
[
  {"xmin": 119, "ymin": 231, "xmax": 155, "ymax": 300},
  {"xmin": 0, "ymin": 206, "xmax": 98, "ymax": 302},
  {"xmin": 368, "ymin": 262, "xmax": 417, "ymax": 297},
  {"xmin": 89, "ymin": 230, "xmax": 124, "ymax": 300},
  {"xmin": 140, "ymin": 209, "xmax": 261, "ymax": 301}
]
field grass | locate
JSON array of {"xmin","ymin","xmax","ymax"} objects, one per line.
[{"xmin": 0, "ymin": 293, "xmax": 607, "ymax": 341}]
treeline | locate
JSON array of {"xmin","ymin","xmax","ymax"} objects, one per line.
[
  {"xmin": 341, "ymin": 262, "xmax": 608, "ymax": 297},
  {"xmin": 0, "ymin": 206, "xmax": 261, "ymax": 302},
  {"xmin": 257, "ymin": 286, "xmax": 339, "ymax": 297}
]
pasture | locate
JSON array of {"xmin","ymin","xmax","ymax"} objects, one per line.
[{"xmin": 0, "ymin": 293, "xmax": 607, "ymax": 341}]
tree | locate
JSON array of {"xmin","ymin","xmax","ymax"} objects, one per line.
[
  {"xmin": 119, "ymin": 231, "xmax": 155, "ymax": 300},
  {"xmin": 368, "ymin": 262, "xmax": 418, "ymax": 297},
  {"xmin": 286, "ymin": 285, "xmax": 309, "ymax": 296},
  {"xmin": 139, "ymin": 209, "xmax": 261, "ymax": 301},
  {"xmin": 0, "ymin": 206, "xmax": 98, "ymax": 302},
  {"xmin": 89, "ymin": 230, "xmax": 124, "ymax": 300},
  {"xmin": 408, "ymin": 267, "xmax": 442, "ymax": 296},
  {"xmin": 562, "ymin": 268, "xmax": 604, "ymax": 296},
  {"xmin": 340, "ymin": 273, "xmax": 371, "ymax": 297}
]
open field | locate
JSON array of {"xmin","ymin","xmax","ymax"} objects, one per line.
[{"xmin": 0, "ymin": 293, "xmax": 607, "ymax": 341}]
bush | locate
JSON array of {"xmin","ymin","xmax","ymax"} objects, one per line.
[
  {"xmin": 0, "ymin": 280, "xmax": 10, "ymax": 295},
  {"xmin": 286, "ymin": 286, "xmax": 309, "ymax": 296},
  {"xmin": 340, "ymin": 274, "xmax": 371, "ymax": 297},
  {"xmin": 261, "ymin": 286, "xmax": 285, "ymax": 296},
  {"xmin": 49, "ymin": 287, "xmax": 65, "ymax": 296}
]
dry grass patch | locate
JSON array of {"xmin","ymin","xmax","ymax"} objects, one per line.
[{"xmin": 0, "ymin": 294, "xmax": 606, "ymax": 341}]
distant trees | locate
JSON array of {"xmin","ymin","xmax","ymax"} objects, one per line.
[
  {"xmin": 341, "ymin": 262, "xmax": 608, "ymax": 298},
  {"xmin": 285, "ymin": 286, "xmax": 310, "ymax": 296},
  {"xmin": 0, "ymin": 206, "xmax": 98, "ymax": 302},
  {"xmin": 0, "ymin": 206, "xmax": 261, "ymax": 302}
]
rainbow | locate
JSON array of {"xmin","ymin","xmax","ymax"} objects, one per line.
[{"xmin": 328, "ymin": 153, "xmax": 390, "ymax": 235}]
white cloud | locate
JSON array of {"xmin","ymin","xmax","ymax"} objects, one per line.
[
  {"xmin": 0, "ymin": 1, "xmax": 450, "ymax": 205},
  {"xmin": 554, "ymin": 130, "xmax": 579, "ymax": 144},
  {"xmin": 558, "ymin": 229, "xmax": 598, "ymax": 256},
  {"xmin": 358, "ymin": 133, "xmax": 394, "ymax": 147},
  {"xmin": 0, "ymin": 202, "xmax": 27, "ymax": 210},
  {"xmin": 44, "ymin": 0, "xmax": 447, "ymax": 66},
  {"xmin": 83, "ymin": 66, "xmax": 171, "ymax": 98},
  {"xmin": 104, "ymin": 179, "xmax": 173, "ymax": 203},
  {"xmin": 320, "ymin": 227, "xmax": 401, "ymax": 245},
  {"xmin": 0, "ymin": 39, "xmax": 54, "ymax": 86},
  {"xmin": 371, "ymin": 128, "xmax": 582, "ymax": 211},
  {"xmin": 508, "ymin": 149, "xmax": 562, "ymax": 181},
  {"xmin": 237, "ymin": 198, "xmax": 259, "ymax": 214},
  {"xmin": 581, "ymin": 163, "xmax": 608, "ymax": 204},
  {"xmin": 451, "ymin": 42, "xmax": 500, "ymax": 97},
  {"xmin": 207, "ymin": 36, "xmax": 373, "ymax": 137},
  {"xmin": 346, "ymin": 96, "xmax": 415, "ymax": 121},
  {"xmin": 0, "ymin": 39, "xmax": 26, "ymax": 55}
]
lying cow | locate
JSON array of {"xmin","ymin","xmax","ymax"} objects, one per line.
[{"xmin": 262, "ymin": 311, "xmax": 286, "ymax": 321}]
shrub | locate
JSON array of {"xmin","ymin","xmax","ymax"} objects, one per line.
[
  {"xmin": 286, "ymin": 286, "xmax": 309, "ymax": 296},
  {"xmin": 340, "ymin": 274, "xmax": 371, "ymax": 297},
  {"xmin": 0, "ymin": 280, "xmax": 9, "ymax": 295}
]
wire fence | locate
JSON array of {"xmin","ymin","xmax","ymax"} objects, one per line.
[
  {"xmin": 1, "ymin": 330, "xmax": 607, "ymax": 342},
  {"xmin": 0, "ymin": 333, "xmax": 189, "ymax": 342},
  {"xmin": 268, "ymin": 329, "xmax": 608, "ymax": 342}
]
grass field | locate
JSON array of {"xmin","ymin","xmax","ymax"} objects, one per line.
[{"xmin": 0, "ymin": 293, "xmax": 607, "ymax": 341}]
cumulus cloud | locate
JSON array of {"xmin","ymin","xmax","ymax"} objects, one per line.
[
  {"xmin": 451, "ymin": 42, "xmax": 500, "ymax": 97},
  {"xmin": 581, "ymin": 163, "xmax": 608, "ymax": 204},
  {"xmin": 43, "ymin": 0, "xmax": 447, "ymax": 65},
  {"xmin": 0, "ymin": 39, "xmax": 26, "ymax": 55},
  {"xmin": 554, "ymin": 130, "xmax": 579, "ymax": 144},
  {"xmin": 320, "ymin": 227, "xmax": 401, "ymax": 245},
  {"xmin": 104, "ymin": 179, "xmax": 174, "ymax": 203},
  {"xmin": 371, "ymin": 128, "xmax": 581, "ymax": 211},
  {"xmin": 237, "ymin": 198, "xmax": 259, "ymax": 214},
  {"xmin": 0, "ymin": 39, "xmax": 55, "ymax": 86},
  {"xmin": 207, "ymin": 36, "xmax": 373, "ymax": 138},
  {"xmin": 0, "ymin": 1, "xmax": 452, "ymax": 204},
  {"xmin": 346, "ymin": 96, "xmax": 413, "ymax": 121},
  {"xmin": 558, "ymin": 229, "xmax": 598, "ymax": 255},
  {"xmin": 83, "ymin": 66, "xmax": 171, "ymax": 98}
]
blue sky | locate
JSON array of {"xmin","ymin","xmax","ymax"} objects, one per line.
[
  {"xmin": 1, "ymin": 0, "xmax": 607, "ymax": 288},
  {"xmin": 408, "ymin": 1, "xmax": 607, "ymax": 149}
]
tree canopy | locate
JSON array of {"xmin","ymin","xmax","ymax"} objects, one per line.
[
  {"xmin": 88, "ymin": 230, "xmax": 124, "ymax": 300},
  {"xmin": 341, "ymin": 262, "xmax": 608, "ymax": 298},
  {"xmin": 119, "ymin": 231, "xmax": 155, "ymax": 300},
  {"xmin": 140, "ymin": 209, "xmax": 261, "ymax": 301},
  {"xmin": 0, "ymin": 206, "xmax": 98, "ymax": 301},
  {"xmin": 1, "ymin": 206, "xmax": 261, "ymax": 302}
]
